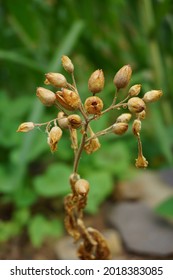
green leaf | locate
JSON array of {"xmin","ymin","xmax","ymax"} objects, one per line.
[
  {"xmin": 0, "ymin": 221, "xmax": 21, "ymax": 242},
  {"xmin": 155, "ymin": 197, "xmax": 173, "ymax": 218},
  {"xmin": 85, "ymin": 171, "xmax": 113, "ymax": 214},
  {"xmin": 28, "ymin": 215, "xmax": 64, "ymax": 247},
  {"xmin": 13, "ymin": 208, "xmax": 30, "ymax": 226},
  {"xmin": 33, "ymin": 164, "xmax": 71, "ymax": 197},
  {"xmin": 12, "ymin": 187, "xmax": 38, "ymax": 207},
  {"xmin": 28, "ymin": 215, "xmax": 47, "ymax": 248},
  {"xmin": 93, "ymin": 141, "xmax": 130, "ymax": 178}
]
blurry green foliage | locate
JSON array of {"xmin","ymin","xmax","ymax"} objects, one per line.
[{"xmin": 0, "ymin": 0, "xmax": 173, "ymax": 247}]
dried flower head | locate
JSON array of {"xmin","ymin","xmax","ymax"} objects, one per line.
[
  {"xmin": 56, "ymin": 89, "xmax": 80, "ymax": 111},
  {"xmin": 113, "ymin": 64, "xmax": 132, "ymax": 90},
  {"xmin": 36, "ymin": 87, "xmax": 56, "ymax": 106},
  {"xmin": 128, "ymin": 84, "xmax": 141, "ymax": 97},
  {"xmin": 135, "ymin": 154, "xmax": 148, "ymax": 168},
  {"xmin": 143, "ymin": 90, "xmax": 163, "ymax": 103},
  {"xmin": 17, "ymin": 122, "xmax": 35, "ymax": 132},
  {"xmin": 88, "ymin": 69, "xmax": 105, "ymax": 94},
  {"xmin": 116, "ymin": 113, "xmax": 132, "ymax": 123},
  {"xmin": 112, "ymin": 122, "xmax": 128, "ymax": 135},
  {"xmin": 84, "ymin": 96, "xmax": 103, "ymax": 114},
  {"xmin": 68, "ymin": 114, "xmax": 82, "ymax": 129},
  {"xmin": 61, "ymin": 55, "xmax": 74, "ymax": 73},
  {"xmin": 128, "ymin": 97, "xmax": 146, "ymax": 113},
  {"xmin": 45, "ymin": 73, "xmax": 67, "ymax": 88},
  {"xmin": 47, "ymin": 126, "xmax": 62, "ymax": 152}
]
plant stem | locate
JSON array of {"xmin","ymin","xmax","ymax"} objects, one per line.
[{"xmin": 73, "ymin": 120, "xmax": 89, "ymax": 174}]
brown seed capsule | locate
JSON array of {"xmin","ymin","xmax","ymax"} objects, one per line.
[
  {"xmin": 68, "ymin": 114, "xmax": 82, "ymax": 129},
  {"xmin": 17, "ymin": 122, "xmax": 35, "ymax": 132},
  {"xmin": 137, "ymin": 110, "xmax": 146, "ymax": 120},
  {"xmin": 143, "ymin": 90, "xmax": 163, "ymax": 103},
  {"xmin": 128, "ymin": 84, "xmax": 141, "ymax": 97},
  {"xmin": 45, "ymin": 73, "xmax": 67, "ymax": 88},
  {"xmin": 132, "ymin": 119, "xmax": 141, "ymax": 136},
  {"xmin": 88, "ymin": 69, "xmax": 105, "ymax": 94},
  {"xmin": 48, "ymin": 126, "xmax": 62, "ymax": 152},
  {"xmin": 74, "ymin": 179, "xmax": 90, "ymax": 196},
  {"xmin": 84, "ymin": 137, "xmax": 101, "ymax": 154},
  {"xmin": 36, "ymin": 87, "xmax": 56, "ymax": 106},
  {"xmin": 128, "ymin": 97, "xmax": 146, "ymax": 113},
  {"xmin": 57, "ymin": 111, "xmax": 69, "ymax": 129},
  {"xmin": 61, "ymin": 55, "xmax": 74, "ymax": 73},
  {"xmin": 113, "ymin": 64, "xmax": 132, "ymax": 90},
  {"xmin": 84, "ymin": 96, "xmax": 103, "ymax": 114},
  {"xmin": 116, "ymin": 113, "xmax": 132, "ymax": 123},
  {"xmin": 56, "ymin": 88, "xmax": 80, "ymax": 111},
  {"xmin": 112, "ymin": 122, "xmax": 128, "ymax": 135}
]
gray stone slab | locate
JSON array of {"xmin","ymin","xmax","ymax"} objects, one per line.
[{"xmin": 107, "ymin": 202, "xmax": 173, "ymax": 256}]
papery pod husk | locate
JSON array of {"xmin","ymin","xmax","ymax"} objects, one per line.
[
  {"xmin": 84, "ymin": 138, "xmax": 101, "ymax": 154},
  {"xmin": 56, "ymin": 91, "xmax": 75, "ymax": 111}
]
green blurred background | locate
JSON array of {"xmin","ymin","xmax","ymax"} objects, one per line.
[{"xmin": 0, "ymin": 0, "xmax": 173, "ymax": 255}]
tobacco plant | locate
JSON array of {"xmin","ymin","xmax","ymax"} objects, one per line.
[{"xmin": 17, "ymin": 55, "xmax": 162, "ymax": 259}]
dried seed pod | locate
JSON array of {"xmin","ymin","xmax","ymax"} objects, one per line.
[
  {"xmin": 84, "ymin": 137, "xmax": 101, "ymax": 154},
  {"xmin": 74, "ymin": 179, "xmax": 90, "ymax": 196},
  {"xmin": 61, "ymin": 55, "xmax": 74, "ymax": 73},
  {"xmin": 47, "ymin": 126, "xmax": 62, "ymax": 152},
  {"xmin": 116, "ymin": 113, "xmax": 132, "ymax": 123},
  {"xmin": 88, "ymin": 69, "xmax": 105, "ymax": 94},
  {"xmin": 17, "ymin": 122, "xmax": 35, "ymax": 132},
  {"xmin": 132, "ymin": 119, "xmax": 141, "ymax": 136},
  {"xmin": 68, "ymin": 114, "xmax": 82, "ymax": 129},
  {"xmin": 84, "ymin": 96, "xmax": 103, "ymax": 114},
  {"xmin": 137, "ymin": 110, "xmax": 146, "ymax": 120},
  {"xmin": 56, "ymin": 89, "xmax": 80, "ymax": 111},
  {"xmin": 36, "ymin": 87, "xmax": 56, "ymax": 106},
  {"xmin": 112, "ymin": 122, "xmax": 128, "ymax": 135},
  {"xmin": 45, "ymin": 73, "xmax": 67, "ymax": 88},
  {"xmin": 143, "ymin": 90, "xmax": 163, "ymax": 103},
  {"xmin": 113, "ymin": 64, "xmax": 132, "ymax": 90},
  {"xmin": 69, "ymin": 173, "xmax": 80, "ymax": 190},
  {"xmin": 57, "ymin": 111, "xmax": 69, "ymax": 129},
  {"xmin": 128, "ymin": 97, "xmax": 146, "ymax": 113},
  {"xmin": 128, "ymin": 84, "xmax": 141, "ymax": 97}
]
